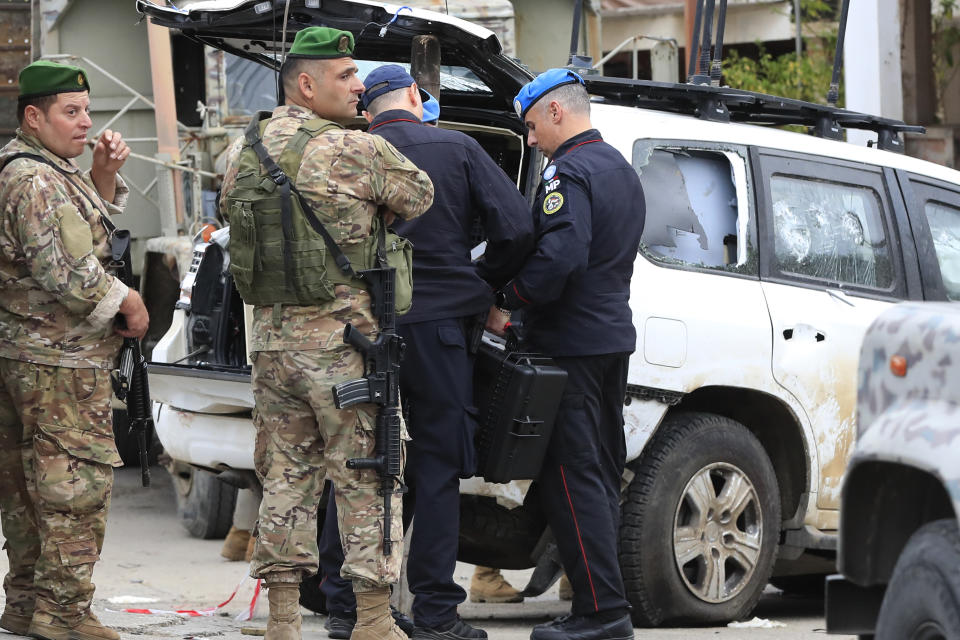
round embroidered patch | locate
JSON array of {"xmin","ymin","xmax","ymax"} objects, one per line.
[
  {"xmin": 542, "ymin": 164, "xmax": 557, "ymax": 181},
  {"xmin": 543, "ymin": 192, "xmax": 564, "ymax": 215}
]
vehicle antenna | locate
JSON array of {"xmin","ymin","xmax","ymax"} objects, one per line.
[
  {"xmin": 444, "ymin": 0, "xmax": 449, "ymax": 14},
  {"xmin": 697, "ymin": 0, "xmax": 716, "ymax": 78},
  {"xmin": 280, "ymin": 0, "xmax": 292, "ymax": 67},
  {"xmin": 687, "ymin": 0, "xmax": 705, "ymax": 82},
  {"xmin": 273, "ymin": 3, "xmax": 279, "ymax": 104},
  {"xmin": 568, "ymin": 0, "xmax": 583, "ymax": 64},
  {"xmin": 827, "ymin": 0, "xmax": 851, "ymax": 106},
  {"xmin": 710, "ymin": 0, "xmax": 728, "ymax": 86}
]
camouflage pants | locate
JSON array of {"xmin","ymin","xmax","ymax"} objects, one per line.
[
  {"xmin": 0, "ymin": 358, "xmax": 121, "ymax": 624},
  {"xmin": 250, "ymin": 345, "xmax": 405, "ymax": 588}
]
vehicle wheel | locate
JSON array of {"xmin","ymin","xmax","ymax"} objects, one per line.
[
  {"xmin": 769, "ymin": 574, "xmax": 827, "ymax": 597},
  {"xmin": 875, "ymin": 519, "xmax": 960, "ymax": 640},
  {"xmin": 169, "ymin": 462, "xmax": 237, "ymax": 539},
  {"xmin": 619, "ymin": 412, "xmax": 780, "ymax": 626}
]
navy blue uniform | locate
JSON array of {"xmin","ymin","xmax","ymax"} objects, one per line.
[
  {"xmin": 500, "ymin": 129, "xmax": 645, "ymax": 618},
  {"xmin": 373, "ymin": 109, "xmax": 532, "ymax": 321},
  {"xmin": 318, "ymin": 109, "xmax": 533, "ymax": 629}
]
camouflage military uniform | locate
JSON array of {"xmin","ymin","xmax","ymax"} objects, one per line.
[
  {"xmin": 220, "ymin": 105, "xmax": 433, "ymax": 588},
  {"xmin": 0, "ymin": 131, "xmax": 129, "ymax": 624}
]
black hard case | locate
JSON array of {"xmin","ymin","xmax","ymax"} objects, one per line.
[{"xmin": 473, "ymin": 340, "xmax": 568, "ymax": 483}]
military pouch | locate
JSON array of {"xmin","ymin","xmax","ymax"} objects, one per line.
[
  {"xmin": 229, "ymin": 200, "xmax": 257, "ymax": 291},
  {"xmin": 286, "ymin": 236, "xmax": 336, "ymax": 302},
  {"xmin": 384, "ymin": 229, "xmax": 414, "ymax": 316}
]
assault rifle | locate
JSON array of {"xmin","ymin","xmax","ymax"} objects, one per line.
[
  {"xmin": 109, "ymin": 229, "xmax": 152, "ymax": 488},
  {"xmin": 331, "ymin": 218, "xmax": 406, "ymax": 556}
]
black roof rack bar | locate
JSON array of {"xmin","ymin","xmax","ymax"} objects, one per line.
[{"xmin": 585, "ymin": 76, "xmax": 926, "ymax": 151}]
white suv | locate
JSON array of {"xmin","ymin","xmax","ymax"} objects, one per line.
[{"xmin": 137, "ymin": 0, "xmax": 960, "ymax": 627}]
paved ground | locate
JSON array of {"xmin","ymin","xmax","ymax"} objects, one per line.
[{"xmin": 0, "ymin": 467, "xmax": 853, "ymax": 640}]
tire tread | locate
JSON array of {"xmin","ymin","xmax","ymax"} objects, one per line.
[{"xmin": 619, "ymin": 411, "xmax": 780, "ymax": 627}]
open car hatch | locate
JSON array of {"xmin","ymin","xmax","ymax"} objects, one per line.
[{"xmin": 134, "ymin": 0, "xmax": 532, "ymax": 123}]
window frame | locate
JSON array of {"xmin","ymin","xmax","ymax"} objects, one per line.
[
  {"xmin": 632, "ymin": 139, "xmax": 759, "ymax": 280},
  {"xmin": 753, "ymin": 149, "xmax": 907, "ymax": 300},
  {"xmin": 899, "ymin": 170, "xmax": 960, "ymax": 301}
]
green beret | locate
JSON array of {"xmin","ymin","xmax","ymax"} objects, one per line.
[
  {"xmin": 287, "ymin": 26, "xmax": 354, "ymax": 59},
  {"xmin": 18, "ymin": 60, "xmax": 91, "ymax": 100}
]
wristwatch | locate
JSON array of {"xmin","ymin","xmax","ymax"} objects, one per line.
[{"xmin": 495, "ymin": 290, "xmax": 511, "ymax": 315}]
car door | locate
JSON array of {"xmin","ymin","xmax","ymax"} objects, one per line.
[
  {"xmin": 622, "ymin": 138, "xmax": 772, "ymax": 459},
  {"xmin": 754, "ymin": 150, "xmax": 909, "ymax": 521},
  {"xmin": 898, "ymin": 171, "xmax": 960, "ymax": 301}
]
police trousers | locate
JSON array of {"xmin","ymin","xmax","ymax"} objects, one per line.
[
  {"xmin": 249, "ymin": 346, "xmax": 405, "ymax": 588},
  {"xmin": 0, "ymin": 358, "xmax": 120, "ymax": 624},
  {"xmin": 540, "ymin": 353, "xmax": 631, "ymax": 616}
]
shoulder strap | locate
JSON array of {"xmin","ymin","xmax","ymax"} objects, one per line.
[
  {"xmin": 279, "ymin": 118, "xmax": 339, "ymax": 183},
  {"xmin": 243, "ymin": 113, "xmax": 355, "ymax": 278},
  {"xmin": 0, "ymin": 151, "xmax": 117, "ymax": 234}
]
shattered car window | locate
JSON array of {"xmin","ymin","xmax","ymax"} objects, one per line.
[
  {"xmin": 924, "ymin": 201, "xmax": 960, "ymax": 300},
  {"xmin": 633, "ymin": 144, "xmax": 754, "ymax": 274},
  {"xmin": 770, "ymin": 176, "xmax": 893, "ymax": 289}
]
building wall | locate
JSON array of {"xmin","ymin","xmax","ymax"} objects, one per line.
[
  {"xmin": 599, "ymin": 1, "xmax": 793, "ymax": 54},
  {"xmin": 48, "ymin": 0, "xmax": 162, "ymax": 239},
  {"xmin": 844, "ymin": 0, "xmax": 903, "ymax": 147},
  {"xmin": 0, "ymin": 1, "xmax": 32, "ymax": 140},
  {"xmin": 512, "ymin": 0, "xmax": 579, "ymax": 72}
]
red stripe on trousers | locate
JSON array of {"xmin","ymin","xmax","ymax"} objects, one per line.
[{"xmin": 560, "ymin": 464, "xmax": 600, "ymax": 611}]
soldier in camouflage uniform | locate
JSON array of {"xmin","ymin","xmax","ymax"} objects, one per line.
[
  {"xmin": 218, "ymin": 27, "xmax": 433, "ymax": 640},
  {"xmin": 0, "ymin": 60, "xmax": 148, "ymax": 640}
]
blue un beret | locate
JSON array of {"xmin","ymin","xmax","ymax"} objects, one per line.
[
  {"xmin": 513, "ymin": 68, "xmax": 585, "ymax": 119},
  {"xmin": 422, "ymin": 91, "xmax": 440, "ymax": 123}
]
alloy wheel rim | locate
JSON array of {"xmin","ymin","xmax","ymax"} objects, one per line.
[{"xmin": 673, "ymin": 462, "xmax": 763, "ymax": 603}]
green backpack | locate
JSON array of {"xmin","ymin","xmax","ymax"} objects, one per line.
[{"xmin": 225, "ymin": 111, "xmax": 413, "ymax": 313}]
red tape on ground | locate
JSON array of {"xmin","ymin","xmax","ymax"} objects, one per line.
[{"xmin": 110, "ymin": 571, "xmax": 263, "ymax": 621}]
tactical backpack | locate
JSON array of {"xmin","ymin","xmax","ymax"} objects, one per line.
[{"xmin": 224, "ymin": 111, "xmax": 413, "ymax": 312}]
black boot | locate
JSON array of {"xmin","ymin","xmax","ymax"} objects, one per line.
[
  {"xmin": 529, "ymin": 613, "xmax": 633, "ymax": 640},
  {"xmin": 412, "ymin": 616, "xmax": 487, "ymax": 639}
]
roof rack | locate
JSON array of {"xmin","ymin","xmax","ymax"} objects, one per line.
[{"xmin": 584, "ymin": 76, "xmax": 925, "ymax": 153}]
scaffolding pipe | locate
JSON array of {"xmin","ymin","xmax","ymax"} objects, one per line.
[
  {"xmin": 83, "ymin": 140, "xmax": 219, "ymax": 179},
  {"xmin": 43, "ymin": 53, "xmax": 188, "ymax": 132},
  {"xmin": 593, "ymin": 35, "xmax": 678, "ymax": 76}
]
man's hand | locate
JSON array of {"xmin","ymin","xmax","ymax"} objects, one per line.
[
  {"xmin": 116, "ymin": 289, "xmax": 149, "ymax": 339},
  {"xmin": 485, "ymin": 305, "xmax": 511, "ymax": 337},
  {"xmin": 91, "ymin": 130, "xmax": 130, "ymax": 203}
]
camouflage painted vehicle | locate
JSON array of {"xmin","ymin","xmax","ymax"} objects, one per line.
[{"xmin": 826, "ymin": 301, "xmax": 960, "ymax": 639}]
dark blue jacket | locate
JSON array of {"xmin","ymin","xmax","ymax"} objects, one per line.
[
  {"xmin": 368, "ymin": 109, "xmax": 533, "ymax": 324},
  {"xmin": 500, "ymin": 129, "xmax": 645, "ymax": 356}
]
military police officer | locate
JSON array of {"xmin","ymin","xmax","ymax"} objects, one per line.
[
  {"xmin": 316, "ymin": 64, "xmax": 533, "ymax": 640},
  {"xmin": 218, "ymin": 28, "xmax": 433, "ymax": 640},
  {"xmin": 489, "ymin": 69, "xmax": 645, "ymax": 640},
  {"xmin": 0, "ymin": 59, "xmax": 146, "ymax": 640}
]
